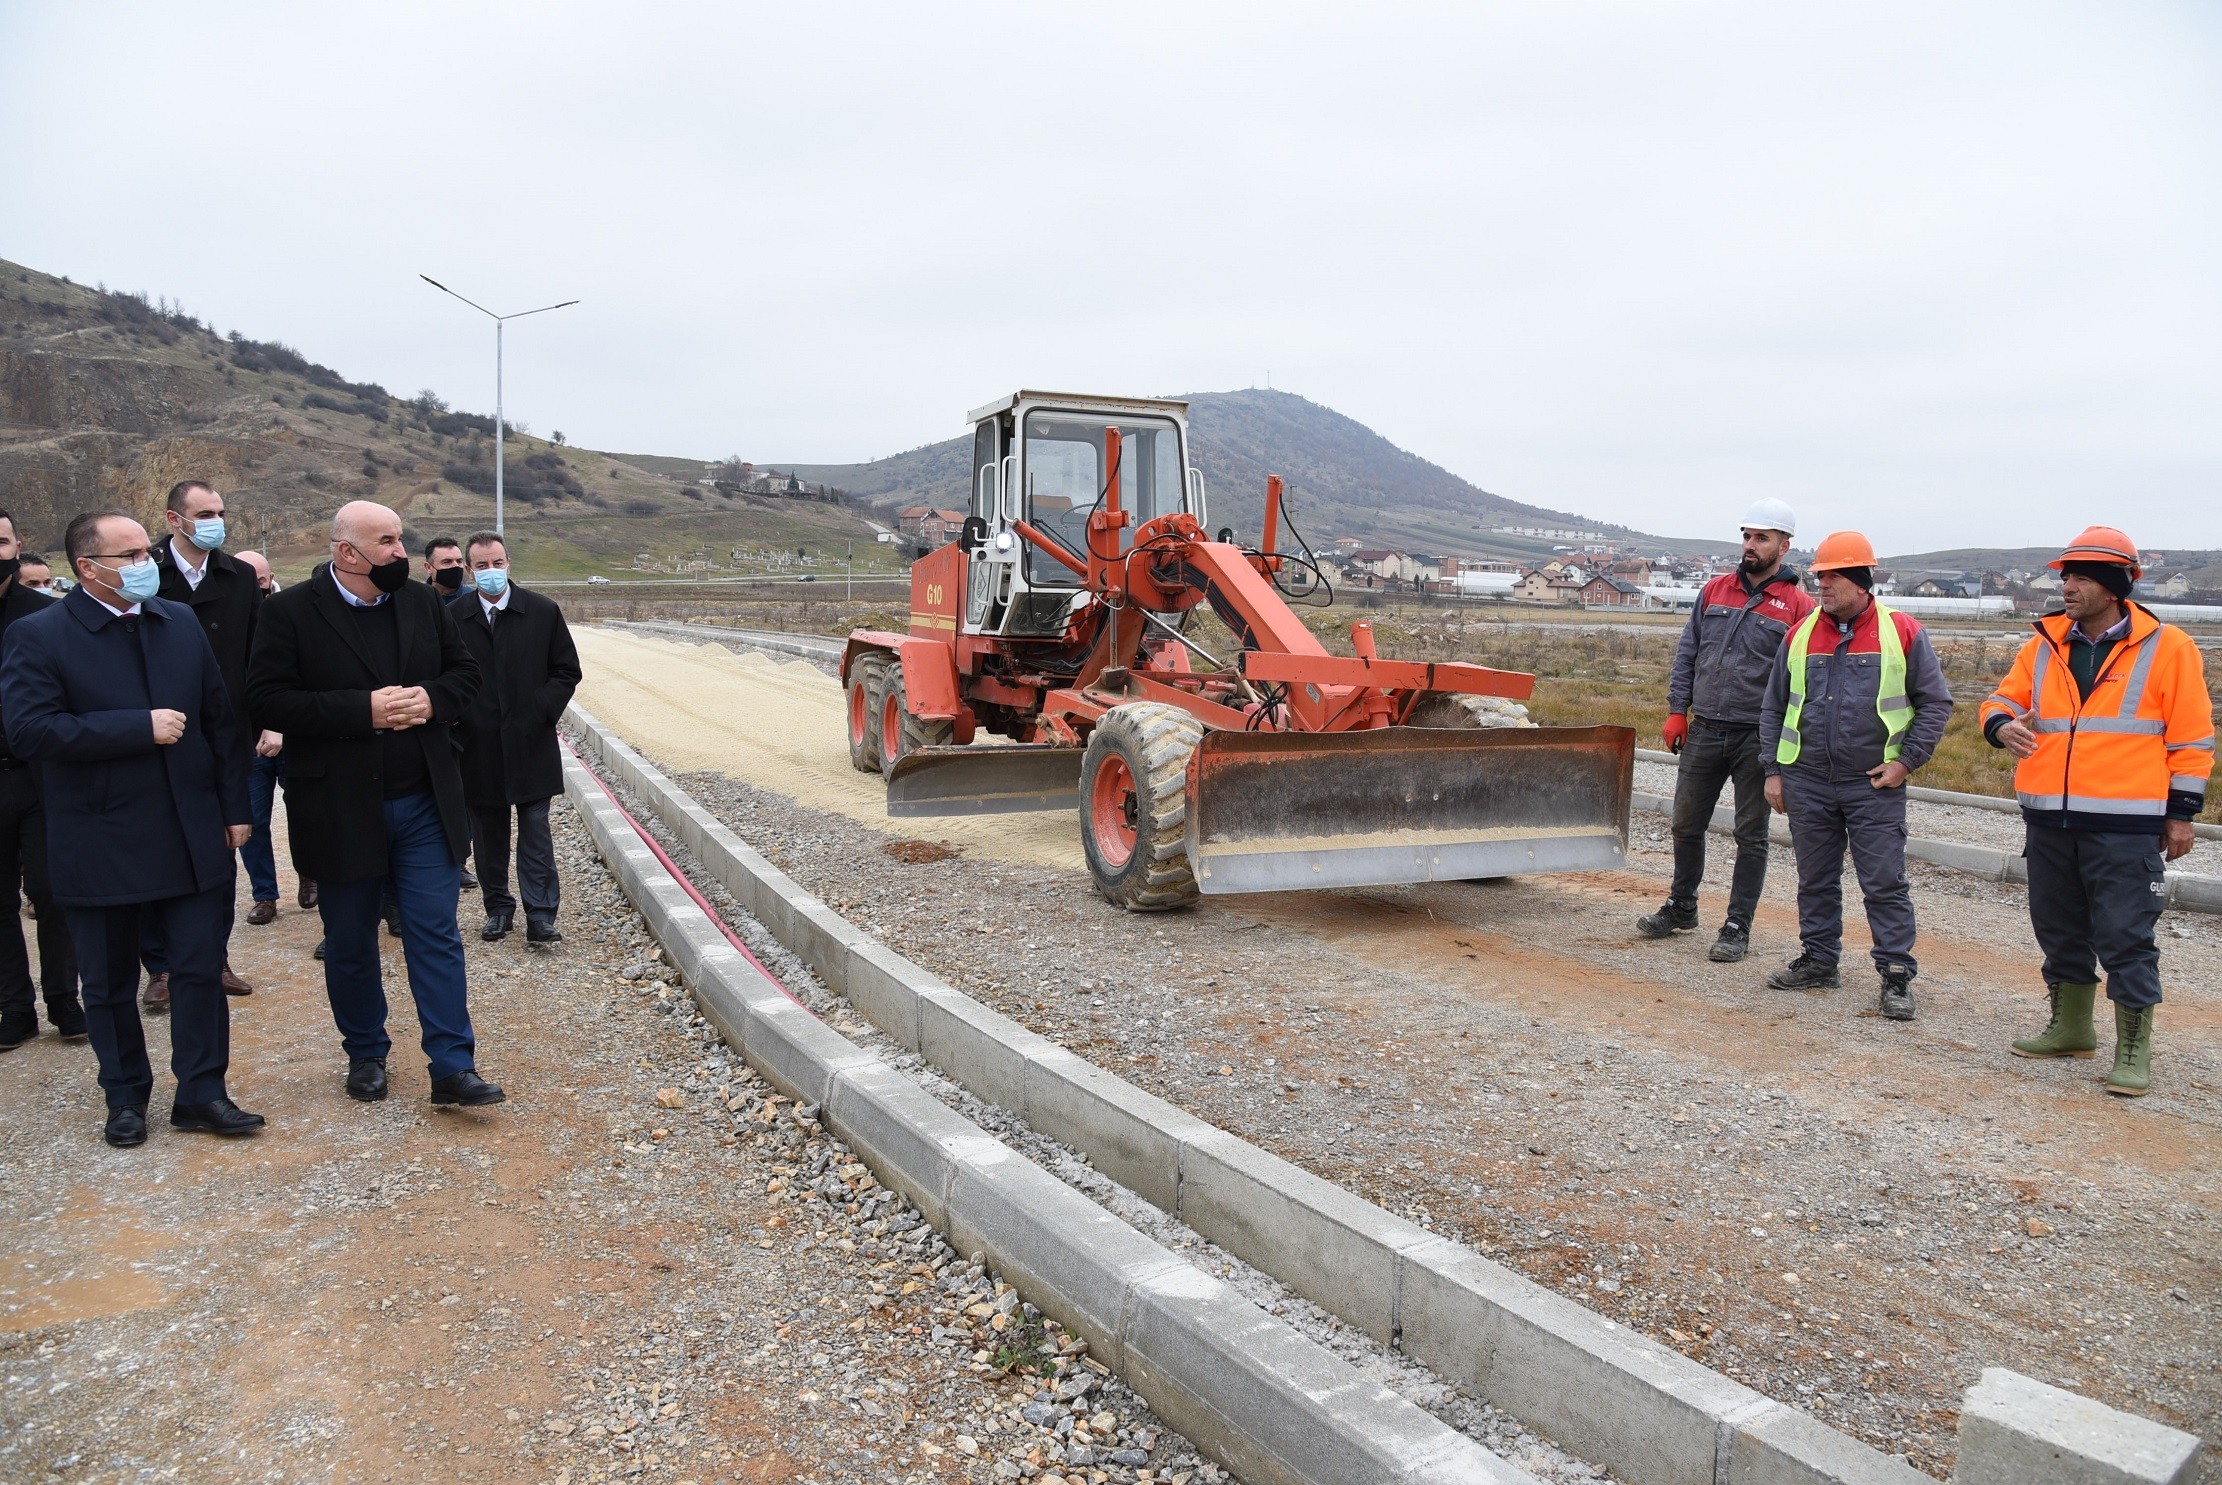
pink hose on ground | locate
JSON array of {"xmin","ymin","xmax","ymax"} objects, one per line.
[{"xmin": 564, "ymin": 740, "xmax": 816, "ymax": 1017}]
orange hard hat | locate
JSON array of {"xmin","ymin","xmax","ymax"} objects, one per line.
[
  {"xmin": 2048, "ymin": 525, "xmax": 2142, "ymax": 578},
  {"xmin": 1809, "ymin": 531, "xmax": 1878, "ymax": 573}
]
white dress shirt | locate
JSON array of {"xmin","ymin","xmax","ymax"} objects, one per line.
[{"xmin": 169, "ymin": 536, "xmax": 209, "ymax": 591}]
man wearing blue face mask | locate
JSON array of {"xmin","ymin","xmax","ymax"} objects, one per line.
[
  {"xmin": 141, "ymin": 481, "xmax": 263, "ymax": 1006},
  {"xmin": 454, "ymin": 532, "xmax": 580, "ymax": 946},
  {"xmin": 1, "ymin": 511, "xmax": 257, "ymax": 1146}
]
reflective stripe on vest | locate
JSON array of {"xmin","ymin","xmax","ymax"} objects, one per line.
[{"xmin": 1776, "ymin": 601, "xmax": 1912, "ymax": 767}]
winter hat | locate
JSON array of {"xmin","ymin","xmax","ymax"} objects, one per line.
[{"xmin": 2060, "ymin": 559, "xmax": 2134, "ymax": 600}]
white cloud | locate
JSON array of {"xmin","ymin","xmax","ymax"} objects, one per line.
[{"xmin": 3, "ymin": 1, "xmax": 2215, "ymax": 552}]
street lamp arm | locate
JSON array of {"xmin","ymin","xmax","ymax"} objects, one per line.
[
  {"xmin": 419, "ymin": 274, "xmax": 498, "ymax": 319},
  {"xmin": 504, "ymin": 299, "xmax": 580, "ymax": 321}
]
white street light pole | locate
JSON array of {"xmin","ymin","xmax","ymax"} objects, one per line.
[{"xmin": 420, "ymin": 276, "xmax": 578, "ymax": 537}]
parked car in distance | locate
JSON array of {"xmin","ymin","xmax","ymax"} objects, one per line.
[
  {"xmin": 797, "ymin": 574, "xmax": 816, "ymax": 582},
  {"xmin": 587, "ymin": 575, "xmax": 611, "ymax": 585}
]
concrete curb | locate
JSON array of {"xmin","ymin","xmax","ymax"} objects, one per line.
[
  {"xmin": 602, "ymin": 618, "xmax": 843, "ymax": 664},
  {"xmin": 561, "ymin": 749, "xmax": 1542, "ymax": 1485},
  {"xmin": 566, "ymin": 704, "xmax": 1936, "ymax": 1485},
  {"xmin": 1628, "ymin": 791, "xmax": 2222, "ymax": 915}
]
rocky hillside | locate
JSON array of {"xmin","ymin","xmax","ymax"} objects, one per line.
[
  {"xmin": 778, "ymin": 388, "xmax": 1726, "ymax": 561},
  {"xmin": 0, "ymin": 258, "xmax": 882, "ymax": 580}
]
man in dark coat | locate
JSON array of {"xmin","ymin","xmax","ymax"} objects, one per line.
[
  {"xmin": 144, "ymin": 479, "xmax": 260, "ymax": 1004},
  {"xmin": 455, "ymin": 531, "xmax": 581, "ymax": 945},
  {"xmin": 0, "ymin": 507, "xmax": 84, "ymax": 1052},
  {"xmin": 1, "ymin": 512, "xmax": 257, "ymax": 1146},
  {"xmin": 245, "ymin": 500, "xmax": 501, "ymax": 1108}
]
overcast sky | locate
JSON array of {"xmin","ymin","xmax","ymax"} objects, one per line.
[{"xmin": 4, "ymin": 2, "xmax": 2216, "ymax": 553}]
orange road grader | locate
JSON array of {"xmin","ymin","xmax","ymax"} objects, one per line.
[{"xmin": 842, "ymin": 392, "xmax": 1633, "ymax": 910}]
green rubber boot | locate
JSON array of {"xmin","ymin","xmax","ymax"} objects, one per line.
[
  {"xmin": 2106, "ymin": 1003, "xmax": 2153, "ymax": 1098},
  {"xmin": 2010, "ymin": 982, "xmax": 2098, "ymax": 1060}
]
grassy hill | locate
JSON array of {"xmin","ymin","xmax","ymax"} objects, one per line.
[
  {"xmin": 778, "ymin": 388, "xmax": 1733, "ymax": 562},
  {"xmin": 0, "ymin": 258, "xmax": 892, "ymax": 584}
]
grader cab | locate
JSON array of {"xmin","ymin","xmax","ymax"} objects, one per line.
[{"xmin": 844, "ymin": 391, "xmax": 1633, "ymax": 909}]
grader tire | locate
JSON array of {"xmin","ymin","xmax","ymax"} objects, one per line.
[
  {"xmin": 1407, "ymin": 693, "xmax": 1535, "ymax": 729},
  {"xmin": 847, "ymin": 653, "xmax": 889, "ymax": 773},
  {"xmin": 1079, "ymin": 702, "xmax": 1205, "ymax": 912},
  {"xmin": 877, "ymin": 666, "xmax": 955, "ymax": 782}
]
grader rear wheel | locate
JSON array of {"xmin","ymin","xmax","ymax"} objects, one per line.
[
  {"xmin": 847, "ymin": 653, "xmax": 889, "ymax": 773},
  {"xmin": 1078, "ymin": 702, "xmax": 1205, "ymax": 912}
]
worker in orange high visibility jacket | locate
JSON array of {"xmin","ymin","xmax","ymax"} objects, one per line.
[
  {"xmin": 1757, "ymin": 532, "xmax": 1953, "ymax": 1021},
  {"xmin": 1982, "ymin": 527, "xmax": 2214, "ymax": 1097}
]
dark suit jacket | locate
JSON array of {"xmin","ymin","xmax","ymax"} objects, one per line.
[
  {"xmin": 0, "ymin": 588, "xmax": 248, "ymax": 906},
  {"xmin": 154, "ymin": 541, "xmax": 262, "ymax": 740},
  {"xmin": 0, "ymin": 578, "xmax": 62, "ymax": 766},
  {"xmin": 244, "ymin": 564, "xmax": 481, "ymax": 884},
  {"xmin": 454, "ymin": 585, "xmax": 583, "ymax": 806}
]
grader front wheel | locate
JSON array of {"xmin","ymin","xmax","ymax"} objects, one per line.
[
  {"xmin": 847, "ymin": 653, "xmax": 889, "ymax": 773},
  {"xmin": 1078, "ymin": 702, "xmax": 1204, "ymax": 912},
  {"xmin": 878, "ymin": 667, "xmax": 954, "ymax": 781}
]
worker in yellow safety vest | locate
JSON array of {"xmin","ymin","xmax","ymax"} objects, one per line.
[
  {"xmin": 1981, "ymin": 526, "xmax": 2214, "ymax": 1096},
  {"xmin": 1757, "ymin": 532, "xmax": 1954, "ymax": 1020}
]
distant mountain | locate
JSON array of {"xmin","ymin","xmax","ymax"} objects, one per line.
[
  {"xmin": 779, "ymin": 389, "xmax": 1731, "ymax": 563},
  {"xmin": 1881, "ymin": 545, "xmax": 2222, "ymax": 576}
]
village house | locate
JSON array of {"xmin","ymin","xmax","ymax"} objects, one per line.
[{"xmin": 1580, "ymin": 574, "xmax": 1650, "ymax": 608}]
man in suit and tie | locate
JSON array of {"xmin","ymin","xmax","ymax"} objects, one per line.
[
  {"xmin": 454, "ymin": 531, "xmax": 581, "ymax": 945},
  {"xmin": 143, "ymin": 479, "xmax": 261, "ymax": 1004},
  {"xmin": 245, "ymin": 500, "xmax": 500, "ymax": 1108},
  {"xmin": 0, "ymin": 511, "xmax": 257, "ymax": 1146}
]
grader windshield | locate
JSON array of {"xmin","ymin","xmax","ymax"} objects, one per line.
[{"xmin": 1022, "ymin": 412, "xmax": 1185, "ymax": 586}]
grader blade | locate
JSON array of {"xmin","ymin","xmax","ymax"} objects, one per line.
[
  {"xmin": 1185, "ymin": 725, "xmax": 1634, "ymax": 894},
  {"xmin": 886, "ymin": 745, "xmax": 1085, "ymax": 817}
]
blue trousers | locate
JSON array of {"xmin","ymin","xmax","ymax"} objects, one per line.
[
  {"xmin": 2024, "ymin": 824, "xmax": 2166, "ymax": 1008},
  {"xmin": 319, "ymin": 789, "xmax": 476, "ymax": 1079},
  {"xmin": 240, "ymin": 751, "xmax": 283, "ymax": 902},
  {"xmin": 68, "ymin": 881, "xmax": 234, "ymax": 1110}
]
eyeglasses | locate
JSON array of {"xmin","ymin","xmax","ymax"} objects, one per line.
[{"xmin": 89, "ymin": 550, "xmax": 153, "ymax": 564}]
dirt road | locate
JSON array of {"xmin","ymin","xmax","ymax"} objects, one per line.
[
  {"xmin": 574, "ymin": 625, "xmax": 2222, "ymax": 1481},
  {"xmin": 0, "ymin": 803, "xmax": 1208, "ymax": 1485}
]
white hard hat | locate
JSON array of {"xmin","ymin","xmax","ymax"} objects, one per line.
[{"xmin": 1740, "ymin": 498, "xmax": 1796, "ymax": 536}]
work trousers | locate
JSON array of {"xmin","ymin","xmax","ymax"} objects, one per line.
[
  {"xmin": 1782, "ymin": 772, "xmax": 1917, "ymax": 976},
  {"xmin": 2024, "ymin": 823, "xmax": 2166, "ymax": 1009},
  {"xmin": 1667, "ymin": 720, "xmax": 1771, "ymax": 929},
  {"xmin": 320, "ymin": 789, "xmax": 476, "ymax": 1079},
  {"xmin": 471, "ymin": 797, "xmax": 558, "ymax": 920},
  {"xmin": 0, "ymin": 764, "xmax": 76, "ymax": 1019},
  {"xmin": 67, "ymin": 880, "xmax": 234, "ymax": 1110},
  {"xmin": 240, "ymin": 751, "xmax": 283, "ymax": 903}
]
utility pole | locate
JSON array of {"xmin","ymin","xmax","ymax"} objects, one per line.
[
  {"xmin": 846, "ymin": 539, "xmax": 854, "ymax": 601},
  {"xmin": 420, "ymin": 276, "xmax": 578, "ymax": 536}
]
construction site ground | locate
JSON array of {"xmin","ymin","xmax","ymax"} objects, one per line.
[
  {"xmin": 568, "ymin": 626, "xmax": 2222, "ymax": 1482},
  {"xmin": 0, "ymin": 803, "xmax": 1216, "ymax": 1485}
]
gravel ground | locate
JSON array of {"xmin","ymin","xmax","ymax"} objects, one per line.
[
  {"xmin": 616, "ymin": 750, "xmax": 2222, "ymax": 1484},
  {"xmin": 586, "ymin": 758, "xmax": 1623, "ymax": 1485},
  {"xmin": 1630, "ymin": 757, "xmax": 2222, "ymax": 875},
  {"xmin": 0, "ymin": 803, "xmax": 1222, "ymax": 1485}
]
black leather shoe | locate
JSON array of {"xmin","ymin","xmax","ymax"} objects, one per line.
[
  {"xmin": 481, "ymin": 911, "xmax": 514, "ymax": 942},
  {"xmin": 170, "ymin": 1098, "xmax": 267, "ymax": 1136},
  {"xmin": 313, "ymin": 937, "xmax": 327, "ymax": 961},
  {"xmin": 347, "ymin": 1057, "xmax": 389, "ymax": 1102},
  {"xmin": 105, "ymin": 1105, "xmax": 148, "ymax": 1148},
  {"xmin": 383, "ymin": 906, "xmax": 404, "ymax": 939},
  {"xmin": 430, "ymin": 1070, "xmax": 506, "ymax": 1107},
  {"xmin": 48, "ymin": 999, "xmax": 89, "ymax": 1042},
  {"xmin": 525, "ymin": 916, "xmax": 563, "ymax": 946},
  {"xmin": 0, "ymin": 1008, "xmax": 35, "ymax": 1051},
  {"xmin": 460, "ymin": 867, "xmax": 478, "ymax": 890}
]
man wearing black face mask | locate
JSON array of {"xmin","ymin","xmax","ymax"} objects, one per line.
[
  {"xmin": 424, "ymin": 536, "xmax": 472, "ymax": 601},
  {"xmin": 246, "ymin": 501, "xmax": 494, "ymax": 1109}
]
